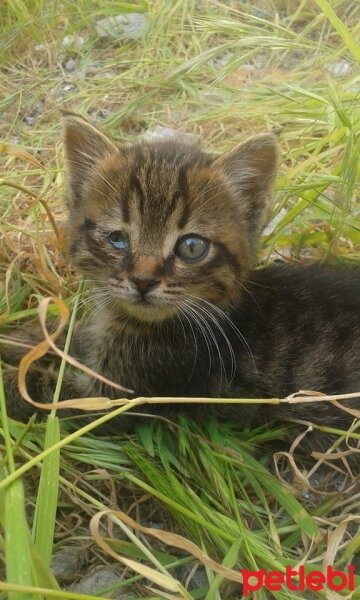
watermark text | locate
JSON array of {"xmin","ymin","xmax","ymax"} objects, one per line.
[{"xmin": 240, "ymin": 565, "xmax": 355, "ymax": 595}]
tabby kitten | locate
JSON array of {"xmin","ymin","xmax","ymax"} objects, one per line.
[{"xmin": 3, "ymin": 114, "xmax": 360, "ymax": 439}]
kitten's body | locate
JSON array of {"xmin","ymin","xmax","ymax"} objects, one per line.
[
  {"xmin": 70, "ymin": 263, "xmax": 360, "ymax": 428},
  {"xmin": 3, "ymin": 115, "xmax": 360, "ymax": 441}
]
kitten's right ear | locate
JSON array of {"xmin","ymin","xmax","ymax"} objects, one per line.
[
  {"xmin": 213, "ymin": 132, "xmax": 279, "ymax": 245},
  {"xmin": 62, "ymin": 112, "xmax": 118, "ymax": 203}
]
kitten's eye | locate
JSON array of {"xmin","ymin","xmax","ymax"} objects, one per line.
[
  {"xmin": 175, "ymin": 235, "xmax": 209, "ymax": 263},
  {"xmin": 108, "ymin": 231, "xmax": 129, "ymax": 251}
]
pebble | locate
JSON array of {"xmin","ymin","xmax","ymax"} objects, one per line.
[
  {"xmin": 51, "ymin": 546, "xmax": 85, "ymax": 583},
  {"xmin": 63, "ymin": 58, "xmax": 77, "ymax": 73},
  {"xmin": 22, "ymin": 99, "xmax": 45, "ymax": 126},
  {"xmin": 62, "ymin": 82, "xmax": 78, "ymax": 93},
  {"xmin": 87, "ymin": 107, "xmax": 112, "ymax": 122},
  {"xmin": 144, "ymin": 126, "xmax": 199, "ymax": 145},
  {"xmin": 62, "ymin": 34, "xmax": 85, "ymax": 50},
  {"xmin": 95, "ymin": 13, "xmax": 147, "ymax": 41},
  {"xmin": 325, "ymin": 60, "xmax": 352, "ymax": 78},
  {"xmin": 66, "ymin": 565, "xmax": 133, "ymax": 599},
  {"xmin": 53, "ymin": 81, "xmax": 78, "ymax": 100}
]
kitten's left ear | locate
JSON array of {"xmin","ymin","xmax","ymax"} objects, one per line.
[{"xmin": 214, "ymin": 132, "xmax": 279, "ymax": 238}]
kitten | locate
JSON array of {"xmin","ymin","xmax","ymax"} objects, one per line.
[{"xmin": 3, "ymin": 114, "xmax": 360, "ymax": 446}]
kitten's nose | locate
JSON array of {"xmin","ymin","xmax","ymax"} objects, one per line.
[{"xmin": 130, "ymin": 277, "xmax": 160, "ymax": 295}]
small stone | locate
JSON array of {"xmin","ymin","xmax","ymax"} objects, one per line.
[
  {"xmin": 53, "ymin": 81, "xmax": 79, "ymax": 100},
  {"xmin": 95, "ymin": 13, "xmax": 147, "ymax": 41},
  {"xmin": 325, "ymin": 60, "xmax": 352, "ymax": 78},
  {"xmin": 62, "ymin": 35, "xmax": 84, "ymax": 49},
  {"xmin": 23, "ymin": 114, "xmax": 36, "ymax": 126},
  {"xmin": 22, "ymin": 99, "xmax": 45, "ymax": 127},
  {"xmin": 253, "ymin": 8, "xmax": 269, "ymax": 18},
  {"xmin": 51, "ymin": 546, "xmax": 85, "ymax": 583},
  {"xmin": 67, "ymin": 566, "xmax": 121, "ymax": 596},
  {"xmin": 144, "ymin": 126, "xmax": 199, "ymax": 145},
  {"xmin": 62, "ymin": 82, "xmax": 78, "ymax": 93},
  {"xmin": 33, "ymin": 100, "xmax": 45, "ymax": 112},
  {"xmin": 87, "ymin": 107, "xmax": 111, "ymax": 121},
  {"xmin": 63, "ymin": 58, "xmax": 77, "ymax": 73},
  {"xmin": 103, "ymin": 70, "xmax": 117, "ymax": 79}
]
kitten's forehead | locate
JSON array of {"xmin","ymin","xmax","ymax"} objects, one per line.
[{"xmin": 92, "ymin": 140, "xmax": 218, "ymax": 234}]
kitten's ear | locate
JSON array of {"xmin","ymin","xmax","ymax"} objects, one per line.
[
  {"xmin": 214, "ymin": 132, "xmax": 279, "ymax": 238},
  {"xmin": 62, "ymin": 112, "xmax": 118, "ymax": 203}
]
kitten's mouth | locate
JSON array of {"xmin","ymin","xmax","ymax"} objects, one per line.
[
  {"xmin": 107, "ymin": 285, "xmax": 178, "ymax": 321},
  {"xmin": 134, "ymin": 296, "xmax": 153, "ymax": 306},
  {"xmin": 118, "ymin": 296, "xmax": 177, "ymax": 322}
]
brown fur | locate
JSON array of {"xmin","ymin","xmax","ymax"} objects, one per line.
[{"xmin": 2, "ymin": 114, "xmax": 360, "ymax": 456}]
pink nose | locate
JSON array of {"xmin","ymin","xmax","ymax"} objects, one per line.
[{"xmin": 130, "ymin": 277, "xmax": 160, "ymax": 295}]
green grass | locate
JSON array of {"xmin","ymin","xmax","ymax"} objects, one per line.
[{"xmin": 0, "ymin": 0, "xmax": 360, "ymax": 598}]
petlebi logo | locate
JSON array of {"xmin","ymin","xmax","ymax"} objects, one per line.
[{"xmin": 239, "ymin": 565, "xmax": 356, "ymax": 596}]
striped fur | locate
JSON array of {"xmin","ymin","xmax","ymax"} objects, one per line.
[{"xmin": 3, "ymin": 115, "xmax": 360, "ymax": 458}]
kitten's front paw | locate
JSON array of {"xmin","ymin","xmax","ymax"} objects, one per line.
[{"xmin": 2, "ymin": 365, "xmax": 55, "ymax": 422}]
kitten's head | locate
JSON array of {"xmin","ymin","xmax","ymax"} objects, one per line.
[{"xmin": 63, "ymin": 114, "xmax": 278, "ymax": 323}]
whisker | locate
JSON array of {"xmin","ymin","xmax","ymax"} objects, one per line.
[
  {"xmin": 179, "ymin": 301, "xmax": 213, "ymax": 377},
  {"xmin": 187, "ymin": 294, "xmax": 257, "ymax": 374},
  {"xmin": 184, "ymin": 299, "xmax": 233, "ymax": 385},
  {"xmin": 190, "ymin": 304, "xmax": 227, "ymax": 388},
  {"xmin": 177, "ymin": 303, "xmax": 199, "ymax": 374}
]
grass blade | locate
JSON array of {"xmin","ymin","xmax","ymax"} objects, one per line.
[
  {"xmin": 313, "ymin": 0, "xmax": 360, "ymax": 61},
  {"xmin": 3, "ymin": 479, "xmax": 36, "ymax": 600},
  {"xmin": 31, "ymin": 415, "xmax": 60, "ymax": 568}
]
